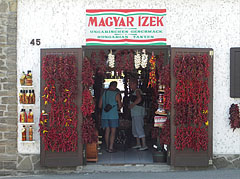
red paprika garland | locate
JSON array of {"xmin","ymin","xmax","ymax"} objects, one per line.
[
  {"xmin": 229, "ymin": 104, "xmax": 240, "ymax": 131},
  {"xmin": 156, "ymin": 53, "xmax": 171, "ymax": 145},
  {"xmin": 81, "ymin": 57, "xmax": 97, "ymax": 144},
  {"xmin": 40, "ymin": 55, "xmax": 78, "ymax": 152},
  {"xmin": 174, "ymin": 54, "xmax": 210, "ymax": 151}
]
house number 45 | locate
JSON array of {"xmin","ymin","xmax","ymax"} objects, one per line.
[{"xmin": 30, "ymin": 39, "xmax": 41, "ymax": 46}]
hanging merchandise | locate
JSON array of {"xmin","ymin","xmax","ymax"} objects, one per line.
[
  {"xmin": 141, "ymin": 49, "xmax": 148, "ymax": 68},
  {"xmin": 81, "ymin": 57, "xmax": 97, "ymax": 144},
  {"xmin": 40, "ymin": 55, "xmax": 78, "ymax": 152},
  {"xmin": 97, "ymin": 50, "xmax": 107, "ymax": 75},
  {"xmin": 159, "ymin": 118, "xmax": 170, "ymax": 145},
  {"xmin": 148, "ymin": 55, "xmax": 157, "ymax": 88},
  {"xmin": 134, "ymin": 50, "xmax": 141, "ymax": 69},
  {"xmin": 90, "ymin": 51, "xmax": 97, "ymax": 73},
  {"xmin": 229, "ymin": 104, "xmax": 240, "ymax": 131},
  {"xmin": 127, "ymin": 50, "xmax": 134, "ymax": 72},
  {"xmin": 81, "ymin": 89, "xmax": 95, "ymax": 117},
  {"xmin": 154, "ymin": 116, "xmax": 167, "ymax": 127},
  {"xmin": 107, "ymin": 49, "xmax": 115, "ymax": 68},
  {"xmin": 174, "ymin": 54, "xmax": 210, "ymax": 151}
]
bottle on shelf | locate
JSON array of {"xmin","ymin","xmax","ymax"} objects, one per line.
[
  {"xmin": 29, "ymin": 126, "xmax": 33, "ymax": 141},
  {"xmin": 19, "ymin": 90, "xmax": 24, "ymax": 104},
  {"xmin": 22, "ymin": 125, "xmax": 26, "ymax": 141},
  {"xmin": 23, "ymin": 109, "xmax": 27, "ymax": 122},
  {"xmin": 25, "ymin": 90, "xmax": 29, "ymax": 104},
  {"xmin": 22, "ymin": 90, "xmax": 26, "ymax": 104},
  {"xmin": 27, "ymin": 109, "xmax": 34, "ymax": 123},
  {"xmin": 20, "ymin": 109, "xmax": 25, "ymax": 123},
  {"xmin": 20, "ymin": 71, "xmax": 26, "ymax": 86},
  {"xmin": 31, "ymin": 90, "xmax": 35, "ymax": 104},
  {"xmin": 25, "ymin": 70, "xmax": 32, "ymax": 86}
]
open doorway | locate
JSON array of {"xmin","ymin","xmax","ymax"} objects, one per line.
[{"xmin": 83, "ymin": 46, "xmax": 171, "ymax": 165}]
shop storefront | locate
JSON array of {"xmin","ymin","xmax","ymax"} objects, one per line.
[
  {"xmin": 1, "ymin": 0, "xmax": 240, "ymax": 174},
  {"xmin": 38, "ymin": 45, "xmax": 213, "ymax": 167}
]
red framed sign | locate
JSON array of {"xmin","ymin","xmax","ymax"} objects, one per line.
[{"xmin": 86, "ymin": 9, "xmax": 167, "ymax": 45}]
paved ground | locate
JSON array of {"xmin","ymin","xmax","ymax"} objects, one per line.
[{"xmin": 1, "ymin": 169, "xmax": 240, "ymax": 179}]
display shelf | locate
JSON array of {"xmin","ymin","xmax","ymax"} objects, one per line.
[
  {"xmin": 158, "ymin": 102, "xmax": 164, "ymax": 105},
  {"xmin": 20, "ymin": 85, "xmax": 34, "ymax": 88},
  {"xmin": 19, "ymin": 123, "xmax": 35, "ymax": 125},
  {"xmin": 19, "ymin": 104, "xmax": 35, "ymax": 106},
  {"xmin": 158, "ymin": 90, "xmax": 165, "ymax": 93},
  {"xmin": 19, "ymin": 141, "xmax": 35, "ymax": 144},
  {"xmin": 155, "ymin": 112, "xmax": 167, "ymax": 116}
]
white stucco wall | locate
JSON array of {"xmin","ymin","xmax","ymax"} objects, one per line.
[{"xmin": 17, "ymin": 0, "xmax": 240, "ymax": 154}]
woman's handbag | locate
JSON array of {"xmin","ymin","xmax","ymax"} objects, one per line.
[
  {"xmin": 103, "ymin": 90, "xmax": 115, "ymax": 112},
  {"xmin": 104, "ymin": 104, "xmax": 113, "ymax": 112}
]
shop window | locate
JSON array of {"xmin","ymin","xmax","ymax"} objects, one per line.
[{"xmin": 230, "ymin": 47, "xmax": 240, "ymax": 98}]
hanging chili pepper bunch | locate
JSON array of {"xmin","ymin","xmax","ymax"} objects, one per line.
[
  {"xmin": 157, "ymin": 53, "xmax": 171, "ymax": 111},
  {"xmin": 148, "ymin": 55, "xmax": 157, "ymax": 88},
  {"xmin": 126, "ymin": 50, "xmax": 134, "ymax": 72},
  {"xmin": 156, "ymin": 52, "xmax": 171, "ymax": 145},
  {"xmin": 122, "ymin": 50, "xmax": 130, "ymax": 73},
  {"xmin": 162, "ymin": 65, "xmax": 171, "ymax": 111},
  {"xmin": 81, "ymin": 57, "xmax": 97, "ymax": 144},
  {"xmin": 90, "ymin": 51, "xmax": 97, "ymax": 73},
  {"xmin": 174, "ymin": 54, "xmax": 210, "ymax": 151},
  {"xmin": 175, "ymin": 126, "xmax": 208, "ymax": 151},
  {"xmin": 96, "ymin": 50, "xmax": 107, "ymax": 75},
  {"xmin": 39, "ymin": 111, "xmax": 49, "ymax": 151},
  {"xmin": 81, "ymin": 89, "xmax": 95, "ymax": 117},
  {"xmin": 159, "ymin": 118, "xmax": 170, "ymax": 145},
  {"xmin": 82, "ymin": 57, "xmax": 94, "ymax": 87},
  {"xmin": 229, "ymin": 104, "xmax": 240, "ymax": 131},
  {"xmin": 40, "ymin": 55, "xmax": 78, "ymax": 152},
  {"xmin": 151, "ymin": 87, "xmax": 158, "ymax": 112},
  {"xmin": 82, "ymin": 116, "xmax": 98, "ymax": 144}
]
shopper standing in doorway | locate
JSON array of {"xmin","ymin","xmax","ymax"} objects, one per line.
[
  {"xmin": 99, "ymin": 81, "xmax": 122, "ymax": 153},
  {"xmin": 129, "ymin": 78, "xmax": 148, "ymax": 151}
]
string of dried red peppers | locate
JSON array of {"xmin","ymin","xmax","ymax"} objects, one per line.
[
  {"xmin": 229, "ymin": 104, "xmax": 240, "ymax": 131},
  {"xmin": 157, "ymin": 53, "xmax": 171, "ymax": 145},
  {"xmin": 81, "ymin": 57, "xmax": 97, "ymax": 144},
  {"xmin": 174, "ymin": 54, "xmax": 210, "ymax": 151},
  {"xmin": 148, "ymin": 55, "xmax": 157, "ymax": 88},
  {"xmin": 40, "ymin": 55, "xmax": 78, "ymax": 152}
]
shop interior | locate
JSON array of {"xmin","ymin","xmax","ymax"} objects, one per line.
[{"xmin": 84, "ymin": 46, "xmax": 171, "ymax": 165}]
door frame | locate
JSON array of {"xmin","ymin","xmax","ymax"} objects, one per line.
[{"xmin": 40, "ymin": 48, "xmax": 83, "ymax": 167}]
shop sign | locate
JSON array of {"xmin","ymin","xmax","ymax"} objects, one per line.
[{"xmin": 86, "ymin": 9, "xmax": 166, "ymax": 45}]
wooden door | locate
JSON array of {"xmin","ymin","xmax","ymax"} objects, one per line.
[
  {"xmin": 40, "ymin": 48, "xmax": 83, "ymax": 167},
  {"xmin": 170, "ymin": 48, "xmax": 213, "ymax": 166}
]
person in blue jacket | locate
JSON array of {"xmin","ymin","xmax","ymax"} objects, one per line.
[{"xmin": 99, "ymin": 81, "xmax": 122, "ymax": 153}]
